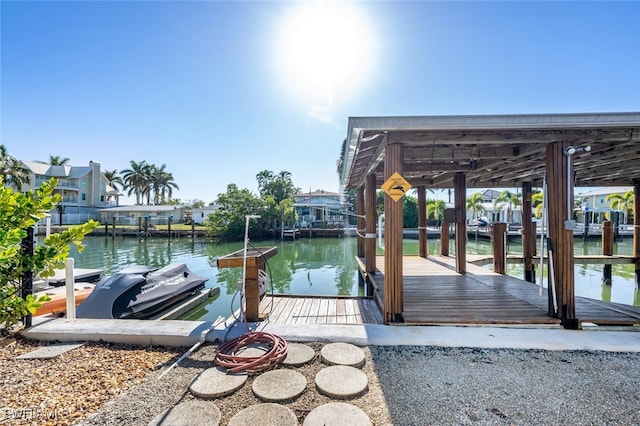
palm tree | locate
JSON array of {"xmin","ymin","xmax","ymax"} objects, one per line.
[
  {"xmin": 103, "ymin": 169, "xmax": 124, "ymax": 205},
  {"xmin": 48, "ymin": 155, "xmax": 70, "ymax": 165},
  {"xmin": 150, "ymin": 164, "xmax": 179, "ymax": 204},
  {"xmin": 121, "ymin": 160, "xmax": 151, "ymax": 205},
  {"xmin": 466, "ymin": 192, "xmax": 487, "ymax": 221},
  {"xmin": 606, "ymin": 190, "xmax": 635, "ymax": 224},
  {"xmin": 426, "ymin": 199, "xmax": 446, "ymax": 226},
  {"xmin": 532, "ymin": 191, "xmax": 544, "ymax": 219},
  {"xmin": 103, "ymin": 169, "xmax": 123, "ymax": 191},
  {"xmin": 0, "ymin": 145, "xmax": 30, "ymax": 190},
  {"xmin": 493, "ymin": 189, "xmax": 521, "ymax": 223}
]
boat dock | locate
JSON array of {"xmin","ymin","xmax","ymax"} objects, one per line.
[
  {"xmin": 258, "ymin": 295, "xmax": 382, "ymax": 325},
  {"xmin": 34, "ymin": 268, "xmax": 102, "ymax": 288},
  {"xmin": 359, "ymin": 255, "xmax": 640, "ymax": 327}
]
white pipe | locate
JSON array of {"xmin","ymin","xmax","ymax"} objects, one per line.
[
  {"xmin": 45, "ymin": 215, "xmax": 51, "ymax": 287},
  {"xmin": 377, "ymin": 214, "xmax": 385, "ymax": 249},
  {"xmin": 241, "ymin": 215, "xmax": 260, "ymax": 322},
  {"xmin": 157, "ymin": 315, "xmax": 225, "ymax": 380},
  {"xmin": 65, "ymin": 258, "xmax": 76, "ymax": 319}
]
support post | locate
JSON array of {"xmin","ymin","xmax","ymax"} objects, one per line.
[
  {"xmin": 546, "ymin": 142, "xmax": 577, "ymax": 329},
  {"xmin": 634, "ymin": 182, "xmax": 640, "ymax": 288},
  {"xmin": 417, "ymin": 186, "xmax": 428, "ymax": 258},
  {"xmin": 602, "ymin": 221, "xmax": 613, "ymax": 285},
  {"xmin": 384, "ymin": 143, "xmax": 404, "ymax": 323},
  {"xmin": 454, "ymin": 173, "xmax": 466, "ymax": 274},
  {"xmin": 20, "ymin": 227, "xmax": 34, "ymax": 328},
  {"xmin": 356, "ymin": 187, "xmax": 365, "ymax": 258},
  {"xmin": 492, "ymin": 222, "xmax": 507, "ymax": 274},
  {"xmin": 365, "ymin": 174, "xmax": 377, "ymax": 275},
  {"xmin": 112, "ymin": 216, "xmax": 116, "ymax": 239},
  {"xmin": 65, "ymin": 258, "xmax": 76, "ymax": 319},
  {"xmin": 440, "ymin": 222, "xmax": 450, "ymax": 256},
  {"xmin": 521, "ymin": 182, "xmax": 536, "ymax": 282}
]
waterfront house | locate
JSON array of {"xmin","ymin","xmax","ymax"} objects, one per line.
[
  {"xmin": 21, "ymin": 160, "xmax": 120, "ymax": 224},
  {"xmin": 293, "ymin": 190, "xmax": 346, "ymax": 228},
  {"xmin": 98, "ymin": 205, "xmax": 187, "ymax": 227}
]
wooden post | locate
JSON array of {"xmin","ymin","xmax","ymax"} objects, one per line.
[
  {"xmin": 492, "ymin": 222, "xmax": 507, "ymax": 274},
  {"xmin": 365, "ymin": 174, "xmax": 377, "ymax": 275},
  {"xmin": 384, "ymin": 143, "xmax": 404, "ymax": 323},
  {"xmin": 21, "ymin": 227, "xmax": 34, "ymax": 328},
  {"xmin": 521, "ymin": 182, "xmax": 535, "ymax": 282},
  {"xmin": 454, "ymin": 172, "xmax": 466, "ymax": 274},
  {"xmin": 191, "ymin": 220, "xmax": 195, "ymax": 238},
  {"xmin": 168, "ymin": 215, "xmax": 172, "ymax": 238},
  {"xmin": 418, "ymin": 186, "xmax": 428, "ymax": 258},
  {"xmin": 546, "ymin": 142, "xmax": 577, "ymax": 329},
  {"xmin": 634, "ymin": 182, "xmax": 640, "ymax": 288},
  {"xmin": 112, "ymin": 216, "xmax": 116, "ymax": 239},
  {"xmin": 244, "ymin": 262, "xmax": 264, "ymax": 322},
  {"xmin": 440, "ymin": 222, "xmax": 450, "ymax": 256},
  {"xmin": 602, "ymin": 221, "xmax": 614, "ymax": 285},
  {"xmin": 356, "ymin": 187, "xmax": 365, "ymax": 258}
]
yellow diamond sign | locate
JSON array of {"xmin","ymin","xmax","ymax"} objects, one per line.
[{"xmin": 381, "ymin": 172, "xmax": 412, "ymax": 202}]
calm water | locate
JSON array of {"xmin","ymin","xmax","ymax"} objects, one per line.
[{"xmin": 59, "ymin": 235, "xmax": 639, "ymax": 321}]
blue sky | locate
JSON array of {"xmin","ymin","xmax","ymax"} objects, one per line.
[{"xmin": 2, "ymin": 1, "xmax": 639, "ymax": 204}]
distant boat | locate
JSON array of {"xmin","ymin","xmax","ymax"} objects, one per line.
[{"xmin": 76, "ymin": 263, "xmax": 208, "ymax": 319}]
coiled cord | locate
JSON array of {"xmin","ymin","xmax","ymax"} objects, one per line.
[{"xmin": 214, "ymin": 331, "xmax": 288, "ymax": 374}]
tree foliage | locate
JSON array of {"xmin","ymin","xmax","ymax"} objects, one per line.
[
  {"xmin": 606, "ymin": 190, "xmax": 635, "ymax": 224},
  {"xmin": 466, "ymin": 192, "xmax": 487, "ymax": 219},
  {"xmin": 206, "ymin": 184, "xmax": 267, "ymax": 241},
  {"xmin": 0, "ymin": 178, "xmax": 98, "ymax": 331},
  {"xmin": 0, "ymin": 145, "xmax": 30, "ymax": 190}
]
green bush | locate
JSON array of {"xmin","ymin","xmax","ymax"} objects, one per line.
[{"xmin": 0, "ymin": 178, "xmax": 97, "ymax": 332}]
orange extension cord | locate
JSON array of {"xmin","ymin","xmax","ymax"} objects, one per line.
[{"xmin": 214, "ymin": 331, "xmax": 288, "ymax": 374}]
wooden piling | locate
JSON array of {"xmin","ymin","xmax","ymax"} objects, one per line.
[
  {"xmin": 356, "ymin": 187, "xmax": 365, "ymax": 258},
  {"xmin": 384, "ymin": 143, "xmax": 404, "ymax": 323},
  {"xmin": 602, "ymin": 221, "xmax": 613, "ymax": 285},
  {"xmin": 454, "ymin": 173, "xmax": 466, "ymax": 274},
  {"xmin": 634, "ymin": 182, "xmax": 640, "ymax": 288},
  {"xmin": 492, "ymin": 223, "xmax": 507, "ymax": 274},
  {"xmin": 365, "ymin": 174, "xmax": 377, "ymax": 275},
  {"xmin": 417, "ymin": 186, "xmax": 428, "ymax": 258},
  {"xmin": 521, "ymin": 182, "xmax": 536, "ymax": 282},
  {"xmin": 440, "ymin": 222, "xmax": 450, "ymax": 256}
]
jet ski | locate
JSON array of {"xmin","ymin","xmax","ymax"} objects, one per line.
[{"xmin": 76, "ymin": 263, "xmax": 208, "ymax": 319}]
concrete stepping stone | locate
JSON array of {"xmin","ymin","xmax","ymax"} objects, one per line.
[
  {"xmin": 148, "ymin": 400, "xmax": 221, "ymax": 426},
  {"xmin": 252, "ymin": 369, "xmax": 307, "ymax": 402},
  {"xmin": 228, "ymin": 403, "xmax": 298, "ymax": 426},
  {"xmin": 303, "ymin": 402, "xmax": 372, "ymax": 426},
  {"xmin": 189, "ymin": 366, "xmax": 247, "ymax": 398},
  {"xmin": 282, "ymin": 343, "xmax": 315, "ymax": 366},
  {"xmin": 320, "ymin": 342, "xmax": 365, "ymax": 367},
  {"xmin": 16, "ymin": 342, "xmax": 85, "ymax": 359},
  {"xmin": 315, "ymin": 365, "xmax": 368, "ymax": 399}
]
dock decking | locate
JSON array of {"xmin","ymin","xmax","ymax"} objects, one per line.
[
  {"xmin": 258, "ymin": 295, "xmax": 383, "ymax": 325},
  {"xmin": 365, "ymin": 255, "xmax": 640, "ymax": 326}
]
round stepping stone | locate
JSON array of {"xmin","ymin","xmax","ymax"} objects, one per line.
[
  {"xmin": 252, "ymin": 369, "xmax": 307, "ymax": 402},
  {"xmin": 148, "ymin": 400, "xmax": 221, "ymax": 426},
  {"xmin": 303, "ymin": 402, "xmax": 371, "ymax": 426},
  {"xmin": 228, "ymin": 403, "xmax": 298, "ymax": 426},
  {"xmin": 315, "ymin": 365, "xmax": 368, "ymax": 399},
  {"xmin": 320, "ymin": 342, "xmax": 365, "ymax": 367},
  {"xmin": 282, "ymin": 343, "xmax": 316, "ymax": 366},
  {"xmin": 189, "ymin": 366, "xmax": 247, "ymax": 398}
]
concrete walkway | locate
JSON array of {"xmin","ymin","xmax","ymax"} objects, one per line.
[{"xmin": 23, "ymin": 317, "xmax": 640, "ymax": 352}]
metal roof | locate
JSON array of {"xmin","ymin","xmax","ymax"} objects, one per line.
[{"xmin": 339, "ymin": 112, "xmax": 640, "ymax": 190}]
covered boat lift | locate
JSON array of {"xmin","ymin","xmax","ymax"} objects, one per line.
[{"xmin": 339, "ymin": 112, "xmax": 640, "ymax": 328}]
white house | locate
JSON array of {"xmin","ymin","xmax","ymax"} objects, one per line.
[
  {"xmin": 293, "ymin": 190, "xmax": 345, "ymax": 227},
  {"xmin": 189, "ymin": 206, "xmax": 219, "ymax": 225},
  {"xmin": 22, "ymin": 160, "xmax": 121, "ymax": 224}
]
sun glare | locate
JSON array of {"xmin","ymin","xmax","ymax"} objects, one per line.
[{"xmin": 277, "ymin": 2, "xmax": 374, "ymax": 107}]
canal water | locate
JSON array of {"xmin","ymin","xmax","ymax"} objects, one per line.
[{"xmin": 62, "ymin": 235, "xmax": 639, "ymax": 322}]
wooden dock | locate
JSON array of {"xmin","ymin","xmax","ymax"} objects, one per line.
[
  {"xmin": 362, "ymin": 255, "xmax": 640, "ymax": 326},
  {"xmin": 258, "ymin": 295, "xmax": 383, "ymax": 325}
]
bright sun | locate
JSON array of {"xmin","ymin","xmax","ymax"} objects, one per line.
[{"xmin": 277, "ymin": 2, "xmax": 374, "ymax": 107}]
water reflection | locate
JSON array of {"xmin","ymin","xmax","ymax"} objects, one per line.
[{"xmin": 66, "ymin": 235, "xmax": 639, "ymax": 321}]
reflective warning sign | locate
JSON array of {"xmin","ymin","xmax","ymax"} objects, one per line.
[{"xmin": 381, "ymin": 172, "xmax": 411, "ymax": 202}]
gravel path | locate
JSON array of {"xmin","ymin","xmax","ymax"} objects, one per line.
[{"xmin": 2, "ymin": 337, "xmax": 640, "ymax": 425}]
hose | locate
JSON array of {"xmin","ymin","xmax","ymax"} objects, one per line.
[{"xmin": 214, "ymin": 330, "xmax": 288, "ymax": 374}]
